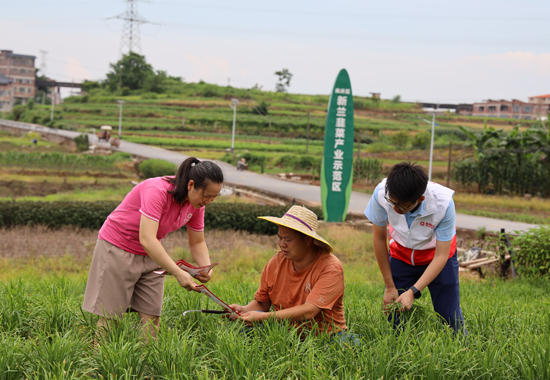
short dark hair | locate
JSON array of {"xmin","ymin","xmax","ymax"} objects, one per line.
[
  {"xmin": 385, "ymin": 162, "xmax": 428, "ymax": 203},
  {"xmin": 166, "ymin": 157, "xmax": 224, "ymax": 204}
]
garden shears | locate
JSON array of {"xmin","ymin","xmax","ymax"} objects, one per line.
[{"xmin": 182, "ymin": 309, "xmax": 230, "ymax": 317}]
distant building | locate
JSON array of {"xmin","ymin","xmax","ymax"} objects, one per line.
[
  {"xmin": 456, "ymin": 104, "xmax": 473, "ymax": 116},
  {"xmin": 0, "ymin": 73, "xmax": 13, "ymax": 111},
  {"xmin": 528, "ymin": 94, "xmax": 550, "ymax": 105},
  {"xmin": 471, "ymin": 99, "xmax": 549, "ymax": 120},
  {"xmin": 0, "ymin": 50, "xmax": 36, "ymax": 110}
]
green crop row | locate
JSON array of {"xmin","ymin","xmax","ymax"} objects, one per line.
[
  {"xmin": 122, "ymin": 135, "xmax": 325, "ymax": 154},
  {"xmin": 126, "ymin": 130, "xmax": 325, "ymax": 145},
  {"xmin": 0, "ymin": 151, "xmax": 132, "ymax": 172},
  {"xmin": 0, "ymin": 201, "xmax": 322, "ymax": 234},
  {"xmin": 1, "ymin": 267, "xmax": 550, "ymax": 378}
]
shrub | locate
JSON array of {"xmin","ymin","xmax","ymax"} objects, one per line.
[
  {"xmin": 204, "ymin": 204, "xmax": 323, "ymax": 234},
  {"xmin": 390, "ymin": 130, "xmax": 409, "ymax": 147},
  {"xmin": 199, "ymin": 85, "xmax": 219, "ymax": 98},
  {"xmin": 354, "ymin": 158, "xmax": 383, "ymax": 184},
  {"xmin": 273, "ymin": 155, "xmax": 321, "ymax": 172},
  {"xmin": 141, "ymin": 92, "xmax": 158, "ymax": 100},
  {"xmin": 63, "ymin": 95, "xmax": 89, "ymax": 104},
  {"xmin": 0, "ymin": 201, "xmax": 119, "ymax": 230},
  {"xmin": 0, "ymin": 201, "xmax": 324, "ymax": 234},
  {"xmin": 253, "ymin": 101, "xmax": 269, "ymax": 116},
  {"xmin": 12, "ymin": 105, "xmax": 25, "ymax": 121},
  {"xmin": 139, "ymin": 159, "xmax": 177, "ymax": 179},
  {"xmin": 74, "ymin": 134, "xmax": 89, "ymax": 152},
  {"xmin": 513, "ymin": 226, "xmax": 550, "ymax": 278},
  {"xmin": 411, "ymin": 130, "xmax": 431, "ymax": 150},
  {"xmin": 365, "ymin": 142, "xmax": 393, "ymax": 153},
  {"xmin": 81, "ymin": 80, "xmax": 101, "ymax": 93}
]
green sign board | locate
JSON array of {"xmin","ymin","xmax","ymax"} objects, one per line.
[{"xmin": 321, "ymin": 69, "xmax": 354, "ymax": 222}]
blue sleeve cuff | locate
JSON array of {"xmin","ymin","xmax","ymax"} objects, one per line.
[
  {"xmin": 435, "ymin": 198, "xmax": 456, "ymax": 241},
  {"xmin": 364, "ymin": 183, "xmax": 388, "ymax": 227}
]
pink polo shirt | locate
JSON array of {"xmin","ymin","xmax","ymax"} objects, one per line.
[{"xmin": 98, "ymin": 176, "xmax": 205, "ymax": 255}]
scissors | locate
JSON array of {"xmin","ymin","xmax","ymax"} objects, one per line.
[{"xmin": 182, "ymin": 309, "xmax": 230, "ymax": 317}]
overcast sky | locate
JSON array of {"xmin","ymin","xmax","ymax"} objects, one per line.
[{"xmin": 2, "ymin": 0, "xmax": 549, "ymax": 103}]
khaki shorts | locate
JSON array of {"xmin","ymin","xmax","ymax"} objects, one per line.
[{"xmin": 82, "ymin": 239, "xmax": 165, "ymax": 318}]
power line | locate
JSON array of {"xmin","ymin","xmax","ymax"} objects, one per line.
[
  {"xmin": 164, "ymin": 22, "xmax": 550, "ymax": 48},
  {"xmin": 2, "ymin": 1, "xmax": 547, "ymax": 22},
  {"xmin": 2, "ymin": 1, "xmax": 116, "ymax": 6},
  {"xmin": 2, "ymin": 17, "xmax": 547, "ymax": 48},
  {"xmin": 154, "ymin": 2, "xmax": 549, "ymax": 22}
]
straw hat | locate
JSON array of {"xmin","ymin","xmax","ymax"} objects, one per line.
[{"xmin": 258, "ymin": 205, "xmax": 333, "ymax": 252}]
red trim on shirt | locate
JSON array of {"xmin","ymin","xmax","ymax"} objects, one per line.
[{"xmin": 389, "ymin": 235, "xmax": 457, "ymax": 266}]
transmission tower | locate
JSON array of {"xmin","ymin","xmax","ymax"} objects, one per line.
[
  {"xmin": 39, "ymin": 50, "xmax": 48, "ymax": 77},
  {"xmin": 109, "ymin": 0, "xmax": 156, "ymax": 55}
]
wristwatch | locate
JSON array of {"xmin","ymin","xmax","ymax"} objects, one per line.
[{"xmin": 409, "ymin": 285, "xmax": 422, "ymax": 299}]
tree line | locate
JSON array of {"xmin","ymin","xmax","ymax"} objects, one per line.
[{"xmin": 453, "ymin": 119, "xmax": 550, "ymax": 197}]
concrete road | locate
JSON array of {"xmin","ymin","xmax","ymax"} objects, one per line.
[{"xmin": 0, "ymin": 119, "xmax": 541, "ymax": 234}]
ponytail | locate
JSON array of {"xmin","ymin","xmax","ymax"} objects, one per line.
[{"xmin": 166, "ymin": 157, "xmax": 224, "ymax": 204}]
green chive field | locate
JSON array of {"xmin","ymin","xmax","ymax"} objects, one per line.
[
  {"xmin": 1, "ymin": 226, "xmax": 549, "ymax": 379},
  {"xmin": 2, "ymin": 54, "xmax": 550, "ymax": 379}
]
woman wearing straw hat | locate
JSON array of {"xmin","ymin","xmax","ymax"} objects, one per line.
[{"xmin": 229, "ymin": 205, "xmax": 347, "ymax": 334}]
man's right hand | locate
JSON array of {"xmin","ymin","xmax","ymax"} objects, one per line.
[
  {"xmin": 175, "ymin": 270, "xmax": 199, "ymax": 292},
  {"xmin": 383, "ymin": 286, "xmax": 399, "ymax": 310}
]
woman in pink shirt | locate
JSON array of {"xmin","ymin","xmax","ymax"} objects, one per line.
[{"xmin": 83, "ymin": 156, "xmax": 224, "ymax": 337}]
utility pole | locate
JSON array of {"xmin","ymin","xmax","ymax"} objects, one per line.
[
  {"xmin": 229, "ymin": 99, "xmax": 239, "ymax": 154},
  {"xmin": 108, "ymin": 0, "xmax": 159, "ymax": 55},
  {"xmin": 417, "ymin": 112, "xmax": 437, "ymax": 181},
  {"xmin": 306, "ymin": 112, "xmax": 310, "ymax": 154}
]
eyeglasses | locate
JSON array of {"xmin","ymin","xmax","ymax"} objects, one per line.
[{"xmin": 384, "ymin": 195, "xmax": 410, "ymax": 213}]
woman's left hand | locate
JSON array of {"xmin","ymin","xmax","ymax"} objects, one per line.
[{"xmin": 194, "ymin": 269, "xmax": 212, "ymax": 283}]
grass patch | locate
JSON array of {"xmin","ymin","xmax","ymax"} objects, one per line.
[
  {"xmin": 0, "ymin": 171, "xmax": 136, "ymax": 201},
  {"xmin": 172, "ymin": 149, "xmax": 228, "ymax": 160},
  {"xmin": 0, "ymin": 135, "xmax": 54, "ymax": 148},
  {"xmin": 454, "ymin": 193, "xmax": 550, "ymax": 225},
  {"xmin": 0, "ymin": 185, "xmax": 134, "ymax": 202},
  {"xmin": 1, "ymin": 225, "xmax": 550, "ymax": 378},
  {"xmin": 0, "ymin": 171, "xmax": 132, "ymax": 185},
  {"xmin": 456, "ymin": 209, "xmax": 550, "ymax": 225},
  {"xmin": 0, "ymin": 135, "xmax": 72, "ymax": 154},
  {"xmin": 454, "ymin": 193, "xmax": 550, "ymax": 212}
]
